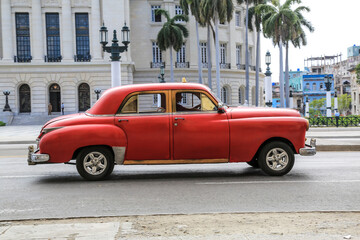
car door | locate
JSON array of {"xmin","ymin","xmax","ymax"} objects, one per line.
[
  {"xmin": 172, "ymin": 90, "xmax": 230, "ymax": 161},
  {"xmin": 115, "ymin": 91, "xmax": 171, "ymax": 162}
]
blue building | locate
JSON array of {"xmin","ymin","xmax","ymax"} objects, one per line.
[
  {"xmin": 348, "ymin": 44, "xmax": 360, "ymax": 58},
  {"xmin": 303, "ymin": 74, "xmax": 335, "ymax": 115}
]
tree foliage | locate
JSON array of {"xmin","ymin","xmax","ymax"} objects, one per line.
[
  {"xmin": 337, "ymin": 94, "xmax": 352, "ymax": 115},
  {"xmin": 355, "ymin": 63, "xmax": 360, "ymax": 85},
  {"xmin": 309, "ymin": 98, "xmax": 325, "ymax": 117}
]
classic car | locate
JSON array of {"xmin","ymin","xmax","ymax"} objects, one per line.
[{"xmin": 28, "ymin": 83, "xmax": 316, "ymax": 180}]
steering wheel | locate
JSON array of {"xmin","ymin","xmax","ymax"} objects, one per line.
[{"xmin": 156, "ymin": 107, "xmax": 165, "ymax": 113}]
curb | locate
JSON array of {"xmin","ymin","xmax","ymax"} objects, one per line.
[{"xmin": 0, "ymin": 141, "xmax": 36, "ymax": 145}]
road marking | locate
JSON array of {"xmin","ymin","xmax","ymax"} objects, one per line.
[{"xmin": 196, "ymin": 180, "xmax": 360, "ymax": 185}]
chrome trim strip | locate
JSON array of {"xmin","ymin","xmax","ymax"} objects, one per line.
[
  {"xmin": 42, "ymin": 127, "xmax": 64, "ymax": 134},
  {"xmin": 112, "ymin": 146, "xmax": 126, "ymax": 165},
  {"xmin": 115, "ymin": 113, "xmax": 170, "ymax": 117},
  {"xmin": 85, "ymin": 112, "xmax": 115, "ymax": 117}
]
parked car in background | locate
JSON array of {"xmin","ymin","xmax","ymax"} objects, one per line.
[{"xmin": 28, "ymin": 83, "xmax": 316, "ymax": 180}]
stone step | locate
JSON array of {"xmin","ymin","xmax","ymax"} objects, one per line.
[{"xmin": 10, "ymin": 114, "xmax": 61, "ymax": 126}]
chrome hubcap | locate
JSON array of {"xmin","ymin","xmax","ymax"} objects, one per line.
[
  {"xmin": 266, "ymin": 148, "xmax": 289, "ymax": 171},
  {"xmin": 83, "ymin": 152, "xmax": 107, "ymax": 176}
]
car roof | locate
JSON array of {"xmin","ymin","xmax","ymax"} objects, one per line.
[{"xmin": 87, "ymin": 83, "xmax": 214, "ymax": 115}]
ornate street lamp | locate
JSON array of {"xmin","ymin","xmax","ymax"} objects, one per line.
[
  {"xmin": 158, "ymin": 63, "xmax": 165, "ymax": 83},
  {"xmin": 3, "ymin": 90, "xmax": 11, "ymax": 112},
  {"xmin": 94, "ymin": 89, "xmax": 102, "ymax": 100},
  {"xmin": 289, "ymin": 87, "xmax": 294, "ymax": 109},
  {"xmin": 324, "ymin": 75, "xmax": 332, "ymax": 117},
  {"xmin": 100, "ymin": 22, "xmax": 130, "ymax": 87},
  {"xmin": 305, "ymin": 95, "xmax": 309, "ymax": 118},
  {"xmin": 265, "ymin": 51, "xmax": 272, "ymax": 107}
]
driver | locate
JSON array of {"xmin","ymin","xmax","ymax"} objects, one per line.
[{"xmin": 176, "ymin": 93, "xmax": 201, "ymax": 112}]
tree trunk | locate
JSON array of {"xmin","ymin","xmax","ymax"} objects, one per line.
[
  {"xmin": 279, "ymin": 40, "xmax": 284, "ymax": 108},
  {"xmin": 196, "ymin": 22, "xmax": 203, "ymax": 84},
  {"xmin": 214, "ymin": 15, "xmax": 221, "ymax": 99},
  {"xmin": 170, "ymin": 47, "xmax": 174, "ymax": 82},
  {"xmin": 285, "ymin": 42, "xmax": 290, "ymax": 108},
  {"xmin": 255, "ymin": 30, "xmax": 260, "ymax": 107},
  {"xmin": 245, "ymin": 2, "xmax": 249, "ymax": 105},
  {"xmin": 207, "ymin": 24, "xmax": 212, "ymax": 89}
]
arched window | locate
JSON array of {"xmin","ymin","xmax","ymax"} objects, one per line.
[
  {"xmin": 19, "ymin": 84, "xmax": 31, "ymax": 113},
  {"xmin": 49, "ymin": 83, "xmax": 61, "ymax": 112},
  {"xmin": 221, "ymin": 87, "xmax": 228, "ymax": 104},
  {"xmin": 78, "ymin": 83, "xmax": 90, "ymax": 111}
]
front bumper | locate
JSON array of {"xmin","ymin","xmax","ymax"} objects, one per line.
[
  {"xmin": 27, "ymin": 145, "xmax": 50, "ymax": 165},
  {"xmin": 299, "ymin": 138, "xmax": 316, "ymax": 156}
]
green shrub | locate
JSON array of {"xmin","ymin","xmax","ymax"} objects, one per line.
[{"xmin": 0, "ymin": 121, "xmax": 5, "ymax": 126}]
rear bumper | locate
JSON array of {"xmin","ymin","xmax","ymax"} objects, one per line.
[
  {"xmin": 299, "ymin": 138, "xmax": 316, "ymax": 156},
  {"xmin": 27, "ymin": 145, "xmax": 50, "ymax": 165}
]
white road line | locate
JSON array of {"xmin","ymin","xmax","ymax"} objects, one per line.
[{"xmin": 196, "ymin": 180, "xmax": 360, "ymax": 185}]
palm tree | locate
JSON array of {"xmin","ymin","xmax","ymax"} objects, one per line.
[
  {"xmin": 248, "ymin": 0, "xmax": 268, "ymax": 106},
  {"xmin": 201, "ymin": 0, "xmax": 234, "ymax": 99},
  {"xmin": 284, "ymin": 4, "xmax": 314, "ymax": 107},
  {"xmin": 156, "ymin": 9, "xmax": 189, "ymax": 82},
  {"xmin": 237, "ymin": 0, "xmax": 256, "ymax": 105},
  {"xmin": 256, "ymin": 0, "xmax": 296, "ymax": 108},
  {"xmin": 180, "ymin": 0, "xmax": 205, "ymax": 84}
]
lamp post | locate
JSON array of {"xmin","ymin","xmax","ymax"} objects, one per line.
[
  {"xmin": 334, "ymin": 90, "xmax": 338, "ymax": 115},
  {"xmin": 158, "ymin": 63, "xmax": 165, "ymax": 83},
  {"xmin": 324, "ymin": 74, "xmax": 332, "ymax": 117},
  {"xmin": 100, "ymin": 22, "xmax": 130, "ymax": 87},
  {"xmin": 94, "ymin": 89, "xmax": 102, "ymax": 100},
  {"xmin": 265, "ymin": 51, "xmax": 272, "ymax": 107},
  {"xmin": 289, "ymin": 87, "xmax": 294, "ymax": 109},
  {"xmin": 305, "ymin": 95, "xmax": 309, "ymax": 118},
  {"xmin": 3, "ymin": 90, "xmax": 11, "ymax": 112}
]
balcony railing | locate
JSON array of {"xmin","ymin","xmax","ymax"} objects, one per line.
[
  {"xmin": 220, "ymin": 63, "xmax": 231, "ymax": 69},
  {"xmin": 45, "ymin": 55, "xmax": 62, "ymax": 62},
  {"xmin": 236, "ymin": 64, "xmax": 245, "ymax": 70},
  {"xmin": 150, "ymin": 62, "xmax": 165, "ymax": 68},
  {"xmin": 74, "ymin": 54, "xmax": 91, "ymax": 62},
  {"xmin": 308, "ymin": 116, "xmax": 360, "ymax": 127},
  {"xmin": 175, "ymin": 62, "xmax": 189, "ymax": 68},
  {"xmin": 202, "ymin": 62, "xmax": 209, "ymax": 68},
  {"xmin": 14, "ymin": 56, "xmax": 32, "ymax": 63}
]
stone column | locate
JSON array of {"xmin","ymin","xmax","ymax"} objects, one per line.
[
  {"xmin": 62, "ymin": 0, "xmax": 74, "ymax": 61},
  {"xmin": 91, "ymin": 0, "xmax": 102, "ymax": 60},
  {"xmin": 1, "ymin": 0, "xmax": 14, "ymax": 61},
  {"xmin": 32, "ymin": 0, "xmax": 44, "ymax": 61}
]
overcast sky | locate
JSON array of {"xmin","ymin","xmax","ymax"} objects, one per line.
[{"xmin": 261, "ymin": 0, "xmax": 360, "ymax": 82}]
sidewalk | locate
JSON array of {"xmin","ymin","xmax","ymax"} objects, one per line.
[
  {"xmin": 0, "ymin": 125, "xmax": 360, "ymax": 151},
  {"xmin": 1, "ymin": 212, "xmax": 359, "ymax": 240}
]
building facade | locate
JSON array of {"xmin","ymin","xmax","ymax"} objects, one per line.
[{"xmin": 0, "ymin": 0, "xmax": 263, "ymax": 122}]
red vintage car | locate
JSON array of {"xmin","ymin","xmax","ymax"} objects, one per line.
[{"xmin": 28, "ymin": 83, "xmax": 316, "ymax": 180}]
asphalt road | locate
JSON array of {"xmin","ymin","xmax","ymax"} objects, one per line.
[{"xmin": 1, "ymin": 145, "xmax": 360, "ymax": 221}]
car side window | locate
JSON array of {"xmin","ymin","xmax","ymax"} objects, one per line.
[
  {"xmin": 121, "ymin": 93, "xmax": 166, "ymax": 114},
  {"xmin": 175, "ymin": 92, "xmax": 217, "ymax": 112}
]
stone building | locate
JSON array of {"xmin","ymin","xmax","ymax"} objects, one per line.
[{"xmin": 0, "ymin": 0, "xmax": 263, "ymax": 123}]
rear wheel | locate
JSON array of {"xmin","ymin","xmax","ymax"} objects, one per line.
[
  {"xmin": 76, "ymin": 146, "xmax": 114, "ymax": 181},
  {"xmin": 258, "ymin": 141, "xmax": 294, "ymax": 176}
]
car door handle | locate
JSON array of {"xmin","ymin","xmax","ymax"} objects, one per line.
[
  {"xmin": 118, "ymin": 119, "xmax": 129, "ymax": 122},
  {"xmin": 174, "ymin": 117, "xmax": 185, "ymax": 120}
]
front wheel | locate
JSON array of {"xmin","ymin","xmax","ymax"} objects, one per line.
[
  {"xmin": 76, "ymin": 147, "xmax": 114, "ymax": 181},
  {"xmin": 258, "ymin": 141, "xmax": 294, "ymax": 176}
]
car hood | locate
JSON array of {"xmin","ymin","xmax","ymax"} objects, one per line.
[{"xmin": 228, "ymin": 106, "xmax": 301, "ymax": 119}]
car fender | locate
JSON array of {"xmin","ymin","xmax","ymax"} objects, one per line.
[
  {"xmin": 39, "ymin": 124, "xmax": 127, "ymax": 163},
  {"xmin": 229, "ymin": 117, "xmax": 307, "ymax": 162}
]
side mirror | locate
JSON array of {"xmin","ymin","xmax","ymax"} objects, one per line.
[{"xmin": 218, "ymin": 104, "xmax": 226, "ymax": 113}]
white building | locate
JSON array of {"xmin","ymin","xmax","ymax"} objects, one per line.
[{"xmin": 0, "ymin": 0, "xmax": 263, "ymax": 123}]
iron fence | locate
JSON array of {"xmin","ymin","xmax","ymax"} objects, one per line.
[{"xmin": 308, "ymin": 116, "xmax": 360, "ymax": 127}]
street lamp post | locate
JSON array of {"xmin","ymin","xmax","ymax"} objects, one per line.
[
  {"xmin": 324, "ymin": 75, "xmax": 332, "ymax": 117},
  {"xmin": 289, "ymin": 87, "xmax": 294, "ymax": 109},
  {"xmin": 3, "ymin": 90, "xmax": 11, "ymax": 112},
  {"xmin": 305, "ymin": 95, "xmax": 309, "ymax": 118},
  {"xmin": 334, "ymin": 91, "xmax": 338, "ymax": 115},
  {"xmin": 158, "ymin": 63, "xmax": 165, "ymax": 83},
  {"xmin": 100, "ymin": 22, "xmax": 130, "ymax": 88},
  {"xmin": 94, "ymin": 89, "xmax": 102, "ymax": 100},
  {"xmin": 265, "ymin": 51, "xmax": 272, "ymax": 107}
]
